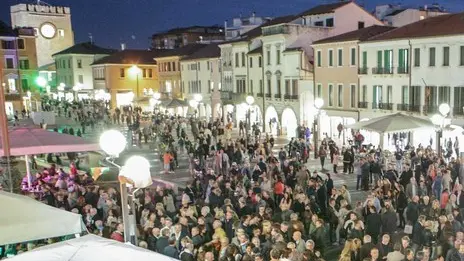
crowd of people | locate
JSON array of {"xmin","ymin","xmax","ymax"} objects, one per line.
[{"xmin": 2, "ymin": 100, "xmax": 464, "ymax": 261}]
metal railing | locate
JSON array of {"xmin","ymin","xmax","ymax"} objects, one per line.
[{"xmin": 358, "ymin": 101, "xmax": 368, "ymax": 108}]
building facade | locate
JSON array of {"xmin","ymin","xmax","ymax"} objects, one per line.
[
  {"xmin": 11, "ymin": 3, "xmax": 74, "ymax": 67},
  {"xmin": 375, "ymin": 3, "xmax": 447, "ymax": 27},
  {"xmin": 53, "ymin": 42, "xmax": 115, "ymax": 98},
  {"xmin": 225, "ymin": 13, "xmax": 272, "ymax": 40},
  {"xmin": 180, "ymin": 43, "xmax": 221, "ymax": 120},
  {"xmin": 0, "ymin": 22, "xmax": 38, "ymax": 116},
  {"xmin": 151, "ymin": 26, "xmax": 224, "ymax": 50},
  {"xmin": 91, "ymin": 50, "xmax": 159, "ymax": 109}
]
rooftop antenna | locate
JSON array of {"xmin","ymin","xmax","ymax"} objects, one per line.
[{"xmin": 89, "ymin": 33, "xmax": 93, "ymax": 44}]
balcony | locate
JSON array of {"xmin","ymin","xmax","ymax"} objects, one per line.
[
  {"xmin": 220, "ymin": 91, "xmax": 232, "ymax": 100},
  {"xmin": 397, "ymin": 67, "xmax": 408, "ymax": 74},
  {"xmin": 372, "ymin": 67, "xmax": 393, "ymax": 75},
  {"xmin": 283, "ymin": 94, "xmax": 298, "ymax": 100},
  {"xmin": 358, "ymin": 67, "xmax": 368, "ymax": 75},
  {"xmin": 358, "ymin": 101, "xmax": 368, "ymax": 109},
  {"xmin": 397, "ymin": 104, "xmax": 421, "ymax": 112},
  {"xmin": 4, "ymin": 92, "xmax": 21, "ymax": 101},
  {"xmin": 265, "ymin": 93, "xmax": 271, "ymax": 98},
  {"xmin": 262, "ymin": 25, "xmax": 290, "ymax": 36},
  {"xmin": 453, "ymin": 106, "xmax": 464, "ymax": 116},
  {"xmin": 291, "ymin": 95, "xmax": 298, "ymax": 100},
  {"xmin": 378, "ymin": 103, "xmax": 393, "ymax": 110},
  {"xmin": 257, "ymin": 93, "xmax": 264, "ymax": 97},
  {"xmin": 274, "ymin": 94, "xmax": 282, "ymax": 99},
  {"xmin": 423, "ymin": 105, "xmax": 438, "ymax": 114}
]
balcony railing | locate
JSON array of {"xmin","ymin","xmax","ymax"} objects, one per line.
[
  {"xmin": 397, "ymin": 104, "xmax": 421, "ymax": 112},
  {"xmin": 358, "ymin": 67, "xmax": 368, "ymax": 75},
  {"xmin": 265, "ymin": 93, "xmax": 271, "ymax": 98},
  {"xmin": 397, "ymin": 67, "xmax": 408, "ymax": 74},
  {"xmin": 257, "ymin": 93, "xmax": 264, "ymax": 97},
  {"xmin": 274, "ymin": 94, "xmax": 282, "ymax": 99},
  {"xmin": 453, "ymin": 106, "xmax": 464, "ymax": 116},
  {"xmin": 423, "ymin": 105, "xmax": 438, "ymax": 114},
  {"xmin": 379, "ymin": 102, "xmax": 393, "ymax": 110},
  {"xmin": 372, "ymin": 67, "xmax": 393, "ymax": 74},
  {"xmin": 262, "ymin": 25, "xmax": 290, "ymax": 36},
  {"xmin": 358, "ymin": 101, "xmax": 368, "ymax": 109}
]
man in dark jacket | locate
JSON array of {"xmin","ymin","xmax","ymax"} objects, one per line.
[
  {"xmin": 406, "ymin": 196, "xmax": 420, "ymax": 225},
  {"xmin": 147, "ymin": 227, "xmax": 160, "ymax": 252},
  {"xmin": 366, "ymin": 206, "xmax": 381, "ymax": 244},
  {"xmin": 411, "ymin": 216, "xmax": 426, "ymax": 248},
  {"xmin": 163, "ymin": 237, "xmax": 180, "ymax": 258},
  {"xmin": 180, "ymin": 243, "xmax": 195, "ymax": 261},
  {"xmin": 361, "ymin": 159, "xmax": 371, "ymax": 191},
  {"xmin": 360, "ymin": 235, "xmax": 375, "ymax": 260},
  {"xmin": 156, "ymin": 228, "xmax": 170, "ymax": 253},
  {"xmin": 377, "ymin": 234, "xmax": 393, "ymax": 259},
  {"xmin": 381, "ymin": 201, "xmax": 397, "ymax": 235}
]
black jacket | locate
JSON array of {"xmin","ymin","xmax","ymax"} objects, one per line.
[
  {"xmin": 366, "ymin": 213, "xmax": 381, "ymax": 237},
  {"xmin": 156, "ymin": 236, "xmax": 169, "ymax": 253},
  {"xmin": 381, "ymin": 209, "xmax": 397, "ymax": 234},
  {"xmin": 406, "ymin": 202, "xmax": 419, "ymax": 224},
  {"xmin": 147, "ymin": 235, "xmax": 158, "ymax": 252},
  {"xmin": 163, "ymin": 245, "xmax": 180, "ymax": 258},
  {"xmin": 180, "ymin": 251, "xmax": 195, "ymax": 261},
  {"xmin": 411, "ymin": 222, "xmax": 424, "ymax": 245},
  {"xmin": 360, "ymin": 242, "xmax": 375, "ymax": 260}
]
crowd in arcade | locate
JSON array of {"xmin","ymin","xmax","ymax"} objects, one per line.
[{"xmin": 1, "ymin": 99, "xmax": 464, "ymax": 261}]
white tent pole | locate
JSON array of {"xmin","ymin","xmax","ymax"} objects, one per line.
[{"xmin": 25, "ymin": 155, "xmax": 32, "ymax": 188}]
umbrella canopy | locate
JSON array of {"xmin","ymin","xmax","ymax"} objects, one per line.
[
  {"xmin": 165, "ymin": 98, "xmax": 187, "ymax": 108},
  {"xmin": 346, "ymin": 113, "xmax": 434, "ymax": 133},
  {"xmin": 0, "ymin": 127, "xmax": 100, "ymax": 156},
  {"xmin": 9, "ymin": 234, "xmax": 180, "ymax": 261},
  {"xmin": 0, "ymin": 191, "xmax": 86, "ymax": 245}
]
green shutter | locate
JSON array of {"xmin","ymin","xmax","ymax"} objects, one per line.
[
  {"xmin": 373, "ymin": 86, "xmax": 377, "ymax": 106},
  {"xmin": 362, "ymin": 51, "xmax": 367, "ymax": 68},
  {"xmin": 384, "ymin": 50, "xmax": 390, "ymax": 71},
  {"xmin": 399, "ymin": 49, "xmax": 404, "ymax": 69},
  {"xmin": 377, "ymin": 51, "xmax": 382, "ymax": 69}
]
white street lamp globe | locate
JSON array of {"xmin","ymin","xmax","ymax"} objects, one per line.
[
  {"xmin": 439, "ymin": 103, "xmax": 450, "ymax": 116},
  {"xmin": 35, "ymin": 77, "xmax": 47, "ymax": 87},
  {"xmin": 100, "ymin": 130, "xmax": 126, "ymax": 156},
  {"xmin": 189, "ymin": 100, "xmax": 198, "ymax": 108},
  {"xmin": 194, "ymin": 94, "xmax": 203, "ymax": 102},
  {"xmin": 120, "ymin": 155, "xmax": 152, "ymax": 188},
  {"xmin": 153, "ymin": 92, "xmax": 161, "ymax": 100},
  {"xmin": 431, "ymin": 114, "xmax": 443, "ymax": 126},
  {"xmin": 72, "ymin": 85, "xmax": 79, "ymax": 92},
  {"xmin": 314, "ymin": 98, "xmax": 324, "ymax": 109},
  {"xmin": 246, "ymin": 95, "xmax": 255, "ymax": 105}
]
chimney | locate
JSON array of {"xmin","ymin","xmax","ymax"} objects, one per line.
[{"xmin": 121, "ymin": 43, "xmax": 126, "ymax": 50}]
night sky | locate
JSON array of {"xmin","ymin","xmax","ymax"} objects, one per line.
[{"xmin": 1, "ymin": 0, "xmax": 463, "ymax": 50}]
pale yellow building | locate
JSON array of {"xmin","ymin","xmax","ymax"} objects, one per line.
[
  {"xmin": 91, "ymin": 50, "xmax": 159, "ymax": 109},
  {"xmin": 311, "ymin": 25, "xmax": 394, "ymax": 140}
]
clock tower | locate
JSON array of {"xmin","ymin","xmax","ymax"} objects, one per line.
[{"xmin": 10, "ymin": 3, "xmax": 74, "ymax": 67}]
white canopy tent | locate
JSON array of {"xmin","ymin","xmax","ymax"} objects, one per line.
[
  {"xmin": 0, "ymin": 191, "xmax": 86, "ymax": 245},
  {"xmin": 8, "ymin": 234, "xmax": 180, "ymax": 261},
  {"xmin": 346, "ymin": 113, "xmax": 435, "ymax": 148}
]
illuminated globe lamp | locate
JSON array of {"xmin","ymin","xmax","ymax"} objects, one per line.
[
  {"xmin": 35, "ymin": 76, "xmax": 47, "ymax": 88},
  {"xmin": 99, "ymin": 129, "xmax": 127, "ymax": 157},
  {"xmin": 189, "ymin": 99, "xmax": 198, "ymax": 108},
  {"xmin": 246, "ymin": 95, "xmax": 255, "ymax": 106},
  {"xmin": 119, "ymin": 155, "xmax": 152, "ymax": 188},
  {"xmin": 439, "ymin": 103, "xmax": 450, "ymax": 116},
  {"xmin": 314, "ymin": 98, "xmax": 324, "ymax": 110},
  {"xmin": 153, "ymin": 92, "xmax": 161, "ymax": 100}
]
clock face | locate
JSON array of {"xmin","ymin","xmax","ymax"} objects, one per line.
[{"xmin": 40, "ymin": 23, "xmax": 56, "ymax": 39}]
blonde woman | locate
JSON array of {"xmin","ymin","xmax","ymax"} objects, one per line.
[{"xmin": 340, "ymin": 239, "xmax": 354, "ymax": 257}]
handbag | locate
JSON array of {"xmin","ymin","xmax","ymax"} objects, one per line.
[{"xmin": 404, "ymin": 224, "xmax": 413, "ymax": 234}]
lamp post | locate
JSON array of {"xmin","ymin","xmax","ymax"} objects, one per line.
[
  {"xmin": 194, "ymin": 94, "xmax": 203, "ymax": 118},
  {"xmin": 72, "ymin": 85, "xmax": 80, "ymax": 102},
  {"xmin": 129, "ymin": 65, "xmax": 141, "ymax": 99},
  {"xmin": 189, "ymin": 99, "xmax": 199, "ymax": 117},
  {"xmin": 313, "ymin": 98, "xmax": 324, "ymax": 159},
  {"xmin": 431, "ymin": 103, "xmax": 450, "ymax": 157},
  {"xmin": 152, "ymin": 92, "xmax": 161, "ymax": 113},
  {"xmin": 99, "ymin": 130, "xmax": 151, "ymax": 245},
  {"xmin": 246, "ymin": 95, "xmax": 255, "ymax": 134}
]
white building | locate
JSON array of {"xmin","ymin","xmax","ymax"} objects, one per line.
[
  {"xmin": 358, "ymin": 12, "xmax": 464, "ymax": 146},
  {"xmin": 224, "ymin": 13, "xmax": 272, "ymax": 40},
  {"xmin": 53, "ymin": 42, "xmax": 115, "ymax": 98},
  {"xmin": 375, "ymin": 3, "xmax": 447, "ymax": 27},
  {"xmin": 220, "ymin": 1, "xmax": 382, "ymax": 137},
  {"xmin": 180, "ymin": 43, "xmax": 221, "ymax": 121}
]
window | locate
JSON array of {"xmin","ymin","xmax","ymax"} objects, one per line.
[
  {"xmin": 249, "ymin": 80, "xmax": 253, "ymax": 94},
  {"xmin": 453, "ymin": 87, "xmax": 464, "ymax": 114},
  {"xmin": 258, "ymin": 56, "xmax": 262, "ymax": 67},
  {"xmin": 267, "ymin": 50, "xmax": 271, "ymax": 65},
  {"xmin": 350, "ymin": 48, "xmax": 356, "ymax": 66},
  {"xmin": 249, "ymin": 57, "xmax": 253, "ymax": 68},
  {"xmin": 259, "ymin": 80, "xmax": 263, "ymax": 93},
  {"xmin": 328, "ymin": 84, "xmax": 334, "ymax": 106},
  {"xmin": 387, "ymin": 85, "xmax": 392, "ymax": 103},
  {"xmin": 197, "ymin": 62, "xmax": 200, "ymax": 71},
  {"xmin": 142, "ymin": 69, "xmax": 147, "ymax": 78},
  {"xmin": 373, "ymin": 85, "xmax": 383, "ymax": 108},
  {"xmin": 5, "ymin": 57, "xmax": 14, "ymax": 69},
  {"xmin": 429, "ymin": 47, "xmax": 436, "ymax": 66},
  {"xmin": 358, "ymin": 21, "xmax": 365, "ymax": 29},
  {"xmin": 328, "ymin": 49, "xmax": 333, "ymax": 67},
  {"xmin": 235, "ymin": 53, "xmax": 239, "ymax": 67},
  {"xmin": 337, "ymin": 49, "xmax": 343, "ymax": 66},
  {"xmin": 414, "ymin": 48, "xmax": 420, "ymax": 67},
  {"xmin": 21, "ymin": 79, "xmax": 28, "ymax": 91},
  {"xmin": 314, "ymin": 21, "xmax": 323, "ymax": 26},
  {"xmin": 292, "ymin": 80, "xmax": 298, "ymax": 95},
  {"xmin": 120, "ymin": 68, "xmax": 125, "ymax": 77},
  {"xmin": 276, "ymin": 49, "xmax": 281, "ymax": 64},
  {"xmin": 173, "ymin": 62, "xmax": 176, "ymax": 71},
  {"xmin": 443, "ymin": 46, "xmax": 449, "ymax": 66},
  {"xmin": 362, "ymin": 85, "xmax": 367, "ymax": 102},
  {"xmin": 286, "ymin": 80, "xmax": 291, "ymax": 95},
  {"xmin": 78, "ymin": 75, "xmax": 84, "ymax": 84},
  {"xmin": 241, "ymin": 52, "xmax": 245, "ymax": 67},
  {"xmin": 376, "ymin": 50, "xmax": 382, "ymax": 70},
  {"xmin": 326, "ymin": 18, "xmax": 334, "ymax": 27},
  {"xmin": 402, "ymin": 86, "xmax": 409, "ymax": 104},
  {"xmin": 276, "ymin": 78, "xmax": 281, "ymax": 95},
  {"xmin": 68, "ymin": 59, "xmax": 71, "ymax": 68},
  {"xmin": 148, "ymin": 69, "xmax": 152, "ymax": 78},
  {"xmin": 58, "ymin": 29, "xmax": 64, "ymax": 37},
  {"xmin": 338, "ymin": 84, "xmax": 343, "ymax": 107},
  {"xmin": 77, "ymin": 59, "xmax": 82, "ymax": 68},
  {"xmin": 398, "ymin": 49, "xmax": 409, "ymax": 73},
  {"xmin": 8, "ymin": 79, "xmax": 16, "ymax": 93},
  {"xmin": 188, "ymin": 82, "xmax": 191, "ymax": 93},
  {"xmin": 167, "ymin": 62, "xmax": 171, "ymax": 71},
  {"xmin": 19, "ymin": 59, "xmax": 29, "ymax": 70},
  {"xmin": 267, "ymin": 78, "xmax": 271, "ymax": 94},
  {"xmin": 362, "ymin": 51, "xmax": 367, "ymax": 68},
  {"xmin": 350, "ymin": 84, "xmax": 356, "ymax": 108},
  {"xmin": 199, "ymin": 80, "xmax": 202, "ymax": 93},
  {"xmin": 316, "ymin": 50, "xmax": 321, "ymax": 67},
  {"xmin": 17, "ymin": 39, "xmax": 25, "ymax": 49},
  {"xmin": 317, "ymin": 83, "xmax": 322, "ymax": 98},
  {"xmin": 1, "ymin": 40, "xmax": 15, "ymax": 49},
  {"xmin": 438, "ymin": 86, "xmax": 451, "ymax": 104},
  {"xmin": 460, "ymin": 46, "xmax": 464, "ymax": 66},
  {"xmin": 383, "ymin": 50, "xmax": 393, "ymax": 73}
]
